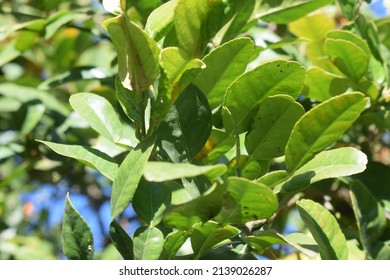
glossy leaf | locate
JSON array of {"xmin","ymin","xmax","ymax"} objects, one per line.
[
  {"xmin": 102, "ymin": 14, "xmax": 160, "ymax": 92},
  {"xmin": 278, "ymin": 147, "xmax": 367, "ymax": 193},
  {"xmin": 160, "ymin": 230, "xmax": 189, "ymax": 260},
  {"xmin": 69, "ymin": 93, "xmax": 122, "ymax": 143},
  {"xmin": 163, "ymin": 184, "xmax": 224, "ymax": 231},
  {"xmin": 247, "ymin": 231, "xmax": 318, "ymax": 257},
  {"xmin": 350, "ymin": 180, "xmax": 386, "ymax": 253},
  {"xmin": 143, "ymin": 162, "xmax": 227, "ymax": 182},
  {"xmin": 222, "ymin": 60, "xmax": 306, "ymax": 133},
  {"xmin": 158, "ymin": 84, "xmax": 212, "ymax": 162},
  {"xmin": 297, "ymin": 199, "xmax": 348, "ymax": 260},
  {"xmin": 194, "ymin": 38, "xmax": 255, "ymax": 110},
  {"xmin": 326, "ymin": 38, "xmax": 369, "ymax": 82},
  {"xmin": 245, "ymin": 95, "xmax": 304, "ymax": 160},
  {"xmin": 133, "ymin": 180, "xmax": 171, "ymax": 226},
  {"xmin": 191, "ymin": 221, "xmax": 240, "ymax": 259},
  {"xmin": 39, "ymin": 141, "xmax": 118, "ymax": 181},
  {"xmin": 303, "ymin": 67, "xmax": 350, "ymax": 102},
  {"xmin": 62, "ymin": 193, "xmax": 94, "ymax": 260},
  {"xmin": 109, "ymin": 220, "xmax": 134, "ymax": 260},
  {"xmin": 285, "ymin": 93, "xmax": 369, "ymax": 172},
  {"xmin": 257, "ymin": 0, "xmax": 333, "ymax": 24},
  {"xmin": 145, "ymin": 0, "xmax": 178, "ymax": 41},
  {"xmin": 133, "ymin": 226, "xmax": 164, "ymax": 260},
  {"xmin": 174, "ymin": 0, "xmax": 225, "ymax": 57},
  {"xmin": 216, "ymin": 177, "xmax": 278, "ymax": 224},
  {"xmin": 110, "ymin": 143, "xmax": 154, "ymax": 219}
]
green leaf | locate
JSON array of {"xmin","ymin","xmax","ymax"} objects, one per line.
[
  {"xmin": 145, "ymin": 0, "xmax": 179, "ymax": 41},
  {"xmin": 160, "ymin": 230, "xmax": 189, "ymax": 260},
  {"xmin": 257, "ymin": 170, "xmax": 289, "ymax": 189},
  {"xmin": 285, "ymin": 92, "xmax": 369, "ymax": 172},
  {"xmin": 245, "ymin": 95, "xmax": 304, "ymax": 160},
  {"xmin": 222, "ymin": 60, "xmax": 306, "ymax": 133},
  {"xmin": 158, "ymin": 84, "xmax": 212, "ymax": 162},
  {"xmin": 39, "ymin": 141, "xmax": 118, "ymax": 181},
  {"xmin": 163, "ymin": 183, "xmax": 224, "ymax": 231},
  {"xmin": 21, "ymin": 102, "xmax": 45, "ymax": 135},
  {"xmin": 201, "ymin": 129, "xmax": 236, "ymax": 164},
  {"xmin": 303, "ymin": 67, "xmax": 350, "ymax": 102},
  {"xmin": 326, "ymin": 36, "xmax": 370, "ymax": 82},
  {"xmin": 350, "ymin": 180, "xmax": 386, "ymax": 255},
  {"xmin": 133, "ymin": 179, "xmax": 171, "ymax": 226},
  {"xmin": 69, "ymin": 93, "xmax": 123, "ymax": 143},
  {"xmin": 174, "ymin": 0, "xmax": 225, "ymax": 57},
  {"xmin": 110, "ymin": 142, "xmax": 154, "ymax": 219},
  {"xmin": 115, "ymin": 75, "xmax": 141, "ymax": 124},
  {"xmin": 297, "ymin": 199, "xmax": 348, "ymax": 260},
  {"xmin": 15, "ymin": 30, "xmax": 39, "ymax": 51},
  {"xmin": 143, "ymin": 162, "xmax": 227, "ymax": 182},
  {"xmin": 0, "ymin": 40, "xmax": 21, "ymax": 66},
  {"xmin": 215, "ymin": 177, "xmax": 278, "ymax": 224},
  {"xmin": 257, "ymin": 0, "xmax": 334, "ymax": 24},
  {"xmin": 133, "ymin": 226, "xmax": 164, "ymax": 260},
  {"xmin": 247, "ymin": 231, "xmax": 318, "ymax": 257},
  {"xmin": 327, "ymin": 30, "xmax": 371, "ymax": 55},
  {"xmin": 278, "ymin": 147, "xmax": 367, "ymax": 193},
  {"xmin": 191, "ymin": 221, "xmax": 240, "ymax": 259},
  {"xmin": 45, "ymin": 10, "xmax": 77, "ymax": 40},
  {"xmin": 194, "ymin": 38, "xmax": 255, "ymax": 110},
  {"xmin": 109, "ymin": 220, "xmax": 134, "ymax": 260},
  {"xmin": 102, "ymin": 14, "xmax": 160, "ymax": 92},
  {"xmin": 62, "ymin": 193, "xmax": 94, "ymax": 260},
  {"xmin": 337, "ymin": 0, "xmax": 359, "ymax": 21}
]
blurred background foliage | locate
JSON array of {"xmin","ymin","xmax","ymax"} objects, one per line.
[{"xmin": 0, "ymin": 0, "xmax": 389, "ymax": 259}]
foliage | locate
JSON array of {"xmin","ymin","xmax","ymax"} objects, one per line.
[{"xmin": 1, "ymin": 0, "xmax": 390, "ymax": 260}]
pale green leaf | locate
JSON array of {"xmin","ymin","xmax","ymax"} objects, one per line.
[
  {"xmin": 278, "ymin": 147, "xmax": 367, "ymax": 193},
  {"xmin": 222, "ymin": 60, "xmax": 306, "ymax": 133},
  {"xmin": 110, "ymin": 143, "xmax": 154, "ymax": 218},
  {"xmin": 145, "ymin": 0, "xmax": 178, "ymax": 41},
  {"xmin": 69, "ymin": 93, "xmax": 123, "ymax": 143},
  {"xmin": 39, "ymin": 140, "xmax": 118, "ymax": 182},
  {"xmin": 285, "ymin": 92, "xmax": 369, "ymax": 172},
  {"xmin": 133, "ymin": 227, "xmax": 164, "ymax": 260},
  {"xmin": 21, "ymin": 102, "xmax": 45, "ymax": 135},
  {"xmin": 62, "ymin": 193, "xmax": 94, "ymax": 260},
  {"xmin": 297, "ymin": 199, "xmax": 348, "ymax": 260}
]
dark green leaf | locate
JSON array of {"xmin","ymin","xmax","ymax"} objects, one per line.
[
  {"xmin": 62, "ymin": 193, "xmax": 94, "ymax": 260},
  {"xmin": 133, "ymin": 226, "xmax": 164, "ymax": 260},
  {"xmin": 245, "ymin": 95, "xmax": 304, "ymax": 160},
  {"xmin": 115, "ymin": 76, "xmax": 141, "ymax": 124},
  {"xmin": 337, "ymin": 0, "xmax": 359, "ymax": 20},
  {"xmin": 158, "ymin": 84, "xmax": 212, "ymax": 162},
  {"xmin": 297, "ymin": 199, "xmax": 348, "ymax": 260},
  {"xmin": 285, "ymin": 92, "xmax": 369, "ymax": 172},
  {"xmin": 109, "ymin": 220, "xmax": 134, "ymax": 260},
  {"xmin": 133, "ymin": 179, "xmax": 171, "ymax": 226},
  {"xmin": 222, "ymin": 60, "xmax": 306, "ymax": 133}
]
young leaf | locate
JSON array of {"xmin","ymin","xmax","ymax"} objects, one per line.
[
  {"xmin": 39, "ymin": 141, "xmax": 118, "ymax": 181},
  {"xmin": 279, "ymin": 147, "xmax": 367, "ymax": 193},
  {"xmin": 257, "ymin": 0, "xmax": 333, "ymax": 24},
  {"xmin": 350, "ymin": 180, "xmax": 387, "ymax": 255},
  {"xmin": 303, "ymin": 67, "xmax": 350, "ymax": 102},
  {"xmin": 143, "ymin": 162, "xmax": 227, "ymax": 182},
  {"xmin": 247, "ymin": 231, "xmax": 318, "ymax": 257},
  {"xmin": 245, "ymin": 95, "xmax": 304, "ymax": 160},
  {"xmin": 222, "ymin": 60, "xmax": 306, "ymax": 133},
  {"xmin": 215, "ymin": 177, "xmax": 278, "ymax": 224},
  {"xmin": 160, "ymin": 230, "xmax": 189, "ymax": 260},
  {"xmin": 158, "ymin": 84, "xmax": 212, "ymax": 162},
  {"xmin": 62, "ymin": 193, "xmax": 94, "ymax": 260},
  {"xmin": 191, "ymin": 221, "xmax": 240, "ymax": 259},
  {"xmin": 285, "ymin": 92, "xmax": 369, "ymax": 172},
  {"xmin": 69, "ymin": 93, "xmax": 123, "ymax": 143},
  {"xmin": 297, "ymin": 199, "xmax": 348, "ymax": 260},
  {"xmin": 110, "ymin": 142, "xmax": 154, "ymax": 219},
  {"xmin": 133, "ymin": 226, "xmax": 164, "ymax": 260},
  {"xmin": 109, "ymin": 220, "xmax": 134, "ymax": 260},
  {"xmin": 133, "ymin": 179, "xmax": 171, "ymax": 226},
  {"xmin": 194, "ymin": 38, "xmax": 255, "ymax": 110},
  {"xmin": 102, "ymin": 14, "xmax": 160, "ymax": 93}
]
